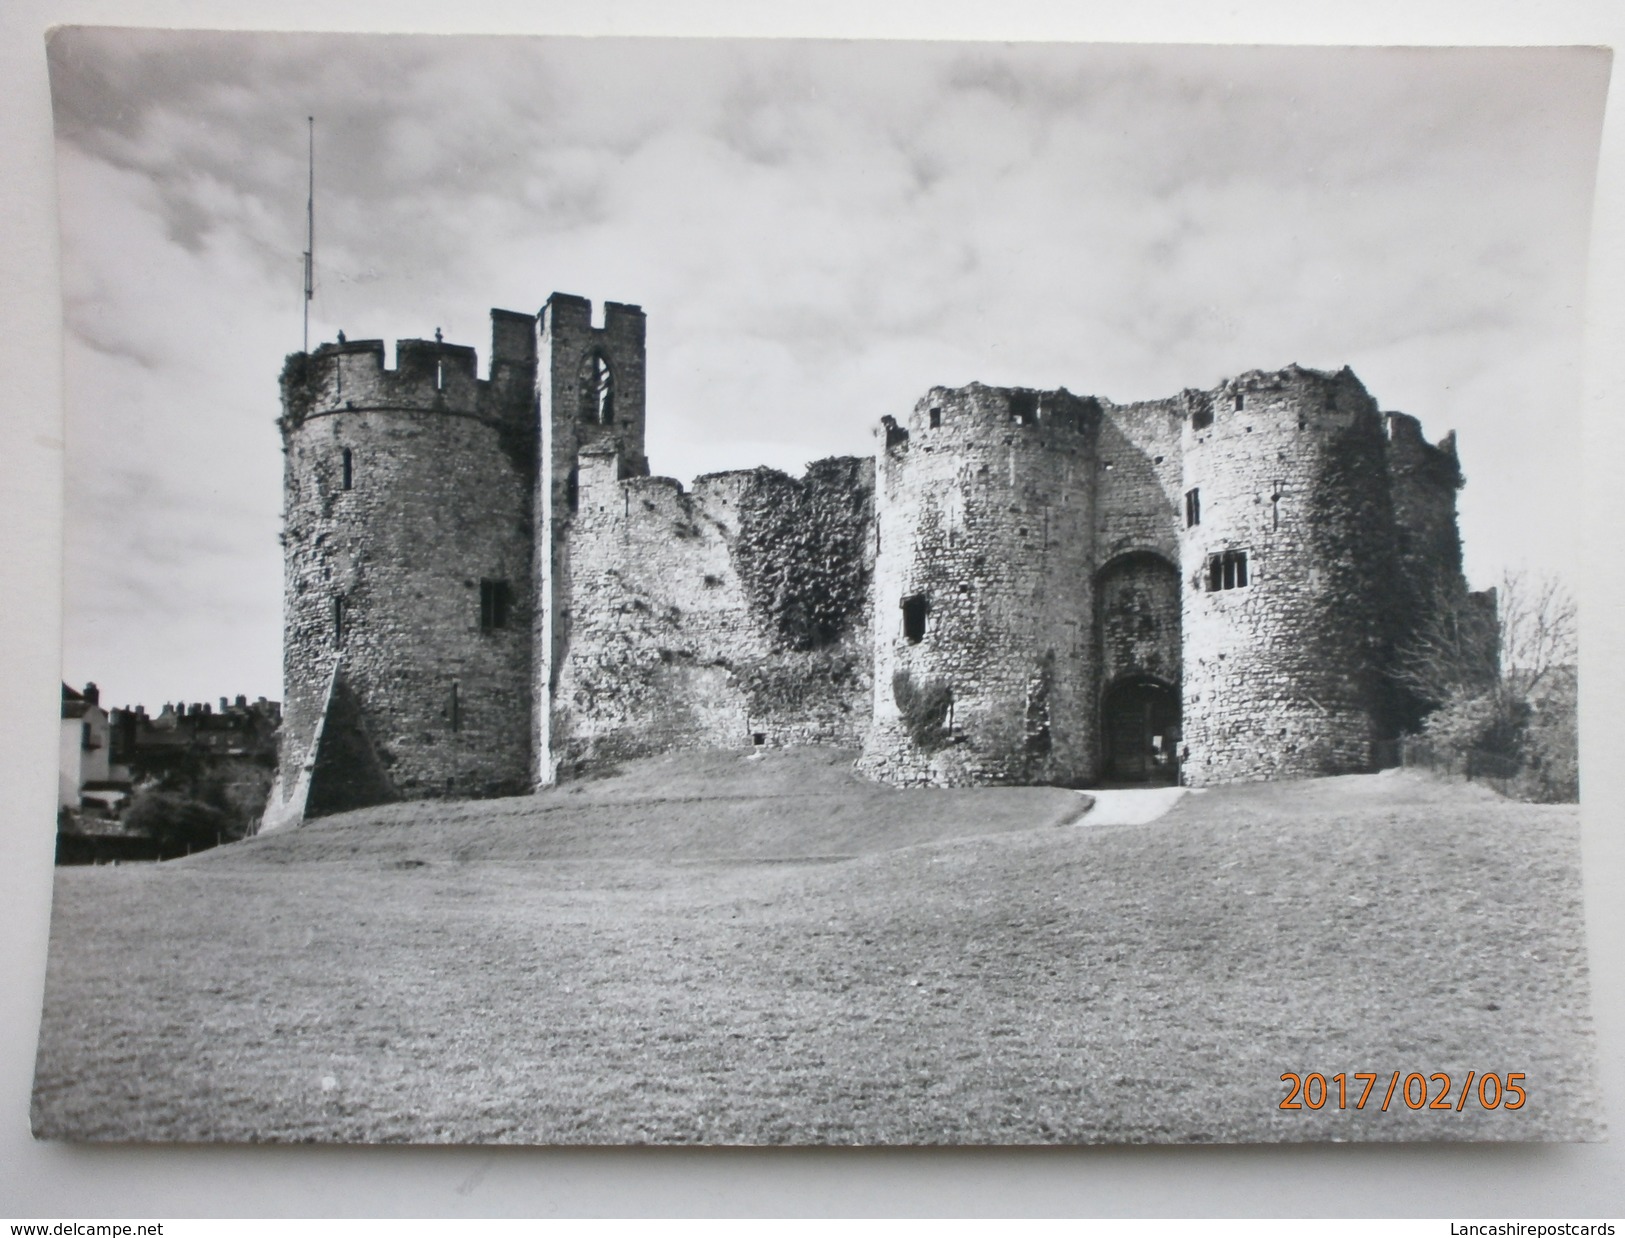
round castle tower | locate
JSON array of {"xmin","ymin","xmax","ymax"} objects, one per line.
[
  {"xmin": 1178, "ymin": 364, "xmax": 1401, "ymax": 785},
  {"xmin": 272, "ymin": 310, "xmax": 539, "ymax": 817},
  {"xmin": 858, "ymin": 383, "xmax": 1100, "ymax": 786}
]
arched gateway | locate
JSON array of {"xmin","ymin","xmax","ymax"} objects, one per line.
[{"xmin": 1095, "ymin": 550, "xmax": 1183, "ymax": 784}]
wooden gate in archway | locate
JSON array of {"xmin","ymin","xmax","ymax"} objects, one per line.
[{"xmin": 1102, "ymin": 676, "xmax": 1181, "ymax": 784}]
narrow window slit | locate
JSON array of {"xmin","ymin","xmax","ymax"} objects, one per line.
[{"xmin": 480, "ymin": 579, "xmax": 512, "ymax": 631}]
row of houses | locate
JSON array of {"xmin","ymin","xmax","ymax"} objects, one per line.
[{"xmin": 58, "ymin": 682, "xmax": 281, "ymax": 860}]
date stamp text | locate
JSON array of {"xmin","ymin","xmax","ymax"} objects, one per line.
[{"xmin": 1279, "ymin": 1071, "xmax": 1526, "ymax": 1112}]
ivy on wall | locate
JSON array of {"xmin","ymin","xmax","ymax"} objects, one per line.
[
  {"xmin": 892, "ymin": 670, "xmax": 953, "ymax": 752},
  {"xmin": 736, "ymin": 650, "xmax": 860, "ymax": 717},
  {"xmin": 278, "ymin": 352, "xmax": 322, "ymax": 432},
  {"xmin": 730, "ymin": 458, "xmax": 873, "ymax": 651}
]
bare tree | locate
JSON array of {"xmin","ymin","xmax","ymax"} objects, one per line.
[
  {"xmin": 1496, "ymin": 569, "xmax": 1578, "ymax": 699},
  {"xmin": 1390, "ymin": 580, "xmax": 1500, "ymax": 711},
  {"xmin": 1394, "ymin": 570, "xmax": 1575, "ymax": 708}
]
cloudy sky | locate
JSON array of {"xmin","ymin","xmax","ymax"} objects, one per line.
[{"xmin": 47, "ymin": 30, "xmax": 1609, "ymax": 711}]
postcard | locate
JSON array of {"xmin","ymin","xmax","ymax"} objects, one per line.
[{"xmin": 31, "ymin": 29, "xmax": 1609, "ymax": 1146}]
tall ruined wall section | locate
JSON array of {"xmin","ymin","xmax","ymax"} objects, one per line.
[
  {"xmin": 534, "ymin": 294, "xmax": 649, "ymax": 786},
  {"xmin": 1383, "ymin": 412, "xmax": 1472, "ymax": 725},
  {"xmin": 859, "ymin": 385, "xmax": 1099, "ymax": 787},
  {"xmin": 549, "ymin": 458, "xmax": 874, "ymax": 772},
  {"xmin": 275, "ymin": 312, "xmax": 537, "ymax": 815},
  {"xmin": 1179, "ymin": 366, "xmax": 1401, "ymax": 785}
]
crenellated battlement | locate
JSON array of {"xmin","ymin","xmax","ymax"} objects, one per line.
[
  {"xmin": 279, "ymin": 309, "xmax": 538, "ymax": 432},
  {"xmin": 542, "ymin": 292, "xmax": 646, "ymax": 340}
]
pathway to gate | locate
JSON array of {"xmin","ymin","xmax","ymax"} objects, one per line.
[{"xmin": 1074, "ymin": 785, "xmax": 1193, "ymax": 826}]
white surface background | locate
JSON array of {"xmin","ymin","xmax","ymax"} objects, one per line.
[{"xmin": 4, "ymin": 0, "xmax": 1624, "ymax": 1219}]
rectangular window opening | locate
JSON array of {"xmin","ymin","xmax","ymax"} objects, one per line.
[
  {"xmin": 928, "ymin": 406, "xmax": 942, "ymax": 428},
  {"xmin": 1009, "ymin": 392, "xmax": 1037, "ymax": 426},
  {"xmin": 1206, "ymin": 550, "xmax": 1250, "ymax": 592},
  {"xmin": 901, "ymin": 594, "xmax": 929, "ymax": 643},
  {"xmin": 1185, "ymin": 488, "xmax": 1201, "ymax": 528},
  {"xmin": 1192, "ymin": 407, "xmax": 1214, "ymax": 431},
  {"xmin": 1234, "ymin": 392, "xmax": 1245, "ymax": 411},
  {"xmin": 480, "ymin": 579, "xmax": 512, "ymax": 631},
  {"xmin": 449, "ymin": 681, "xmax": 460, "ymax": 733},
  {"xmin": 435, "ymin": 359, "xmax": 445, "ymax": 391},
  {"xmin": 341, "ymin": 447, "xmax": 353, "ymax": 490},
  {"xmin": 333, "ymin": 597, "xmax": 345, "ymax": 646}
]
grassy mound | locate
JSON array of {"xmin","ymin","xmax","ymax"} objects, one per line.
[
  {"xmin": 207, "ymin": 747, "xmax": 1090, "ymax": 868},
  {"xmin": 31, "ymin": 762, "xmax": 1598, "ymax": 1145}
]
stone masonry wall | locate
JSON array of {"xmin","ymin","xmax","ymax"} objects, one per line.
[
  {"xmin": 277, "ymin": 315, "xmax": 535, "ymax": 814},
  {"xmin": 1094, "ymin": 396, "xmax": 1186, "ymax": 566},
  {"xmin": 535, "ymin": 294, "xmax": 648, "ymax": 786},
  {"xmin": 1092, "ymin": 396, "xmax": 1186, "ymax": 706},
  {"xmin": 859, "ymin": 385, "xmax": 1099, "ymax": 786},
  {"xmin": 550, "ymin": 458, "xmax": 874, "ymax": 773},
  {"xmin": 1179, "ymin": 366, "xmax": 1398, "ymax": 785},
  {"xmin": 1098, "ymin": 552, "xmax": 1182, "ymax": 691},
  {"xmin": 1383, "ymin": 411, "xmax": 1470, "ymax": 726}
]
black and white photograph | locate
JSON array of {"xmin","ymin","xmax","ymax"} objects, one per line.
[{"xmin": 20, "ymin": 24, "xmax": 1612, "ymax": 1152}]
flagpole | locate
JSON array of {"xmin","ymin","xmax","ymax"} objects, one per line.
[{"xmin": 303, "ymin": 116, "xmax": 314, "ymax": 354}]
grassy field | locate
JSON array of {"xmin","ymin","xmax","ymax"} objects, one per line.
[{"xmin": 30, "ymin": 748, "xmax": 1600, "ymax": 1145}]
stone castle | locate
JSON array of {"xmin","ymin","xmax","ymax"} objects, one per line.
[{"xmin": 264, "ymin": 291, "xmax": 1480, "ymax": 823}]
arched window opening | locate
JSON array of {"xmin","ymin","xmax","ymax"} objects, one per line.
[{"xmin": 579, "ymin": 350, "xmax": 615, "ymax": 425}]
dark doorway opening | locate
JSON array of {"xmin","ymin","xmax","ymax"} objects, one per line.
[{"xmin": 1102, "ymin": 677, "xmax": 1181, "ymax": 784}]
